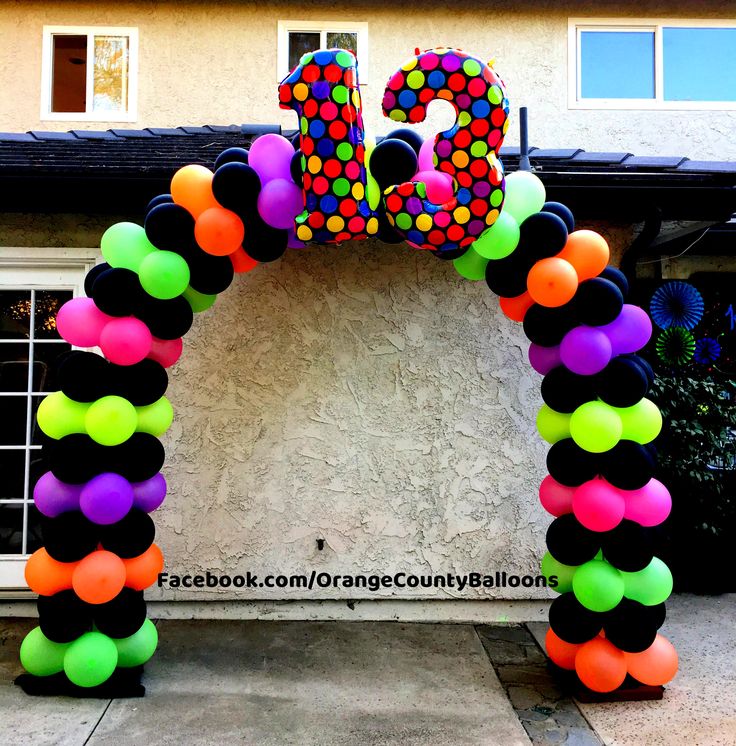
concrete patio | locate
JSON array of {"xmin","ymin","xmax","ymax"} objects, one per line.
[{"xmin": 0, "ymin": 594, "xmax": 734, "ymax": 745}]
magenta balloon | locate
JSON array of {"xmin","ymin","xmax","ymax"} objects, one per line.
[
  {"xmin": 132, "ymin": 473, "xmax": 167, "ymax": 513},
  {"xmin": 529, "ymin": 344, "xmax": 561, "ymax": 375},
  {"xmin": 79, "ymin": 473, "xmax": 134, "ymax": 525},
  {"xmin": 248, "ymin": 134, "xmax": 295, "ymax": 184},
  {"xmin": 623, "ymin": 478, "xmax": 672, "ymax": 527},
  {"xmin": 600, "ymin": 304, "xmax": 652, "ymax": 355},
  {"xmin": 539, "ymin": 475, "xmax": 574, "ymax": 517},
  {"xmin": 33, "ymin": 472, "xmax": 81, "ymax": 517},
  {"xmin": 418, "ymin": 137, "xmax": 436, "ymax": 171},
  {"xmin": 560, "ymin": 326, "xmax": 612, "ymax": 375},
  {"xmin": 573, "ymin": 478, "xmax": 626, "ymax": 532},
  {"xmin": 56, "ymin": 298, "xmax": 110, "ymax": 347},
  {"xmin": 257, "ymin": 178, "xmax": 305, "ymax": 230},
  {"xmin": 415, "ymin": 170, "xmax": 454, "ymax": 204},
  {"xmin": 99, "ymin": 317, "xmax": 153, "ymax": 366}
]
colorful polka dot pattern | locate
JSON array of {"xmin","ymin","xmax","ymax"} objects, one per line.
[
  {"xmin": 279, "ymin": 49, "xmax": 379, "ymax": 244},
  {"xmin": 381, "ymin": 48, "xmax": 509, "ymax": 253}
]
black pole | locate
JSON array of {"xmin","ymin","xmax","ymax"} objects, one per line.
[{"xmin": 519, "ymin": 106, "xmax": 531, "ymax": 172}]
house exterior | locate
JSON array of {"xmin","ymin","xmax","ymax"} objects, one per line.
[{"xmin": 0, "ymin": 0, "xmax": 734, "ymax": 620}]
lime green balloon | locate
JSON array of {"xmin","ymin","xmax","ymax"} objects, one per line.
[
  {"xmin": 85, "ymin": 395, "xmax": 137, "ymax": 446},
  {"xmin": 183, "ymin": 286, "xmax": 217, "ymax": 313},
  {"xmin": 501, "ymin": 171, "xmax": 546, "ymax": 224},
  {"xmin": 366, "ymin": 174, "xmax": 381, "ymax": 211},
  {"xmin": 100, "ymin": 222, "xmax": 156, "ymax": 272},
  {"xmin": 536, "ymin": 404, "xmax": 571, "ymax": 444},
  {"xmin": 616, "ymin": 398, "xmax": 662, "ymax": 445},
  {"xmin": 541, "ymin": 551, "xmax": 577, "ymax": 594},
  {"xmin": 20, "ymin": 627, "xmax": 68, "ymax": 676},
  {"xmin": 136, "ymin": 396, "xmax": 173, "ymax": 437},
  {"xmin": 114, "ymin": 618, "xmax": 158, "ymax": 667},
  {"xmin": 453, "ymin": 247, "xmax": 489, "ymax": 281},
  {"xmin": 621, "ymin": 557, "xmax": 673, "ymax": 606},
  {"xmin": 64, "ymin": 631, "xmax": 118, "ymax": 688},
  {"xmin": 138, "ymin": 250, "xmax": 191, "ymax": 300},
  {"xmin": 37, "ymin": 391, "xmax": 88, "ymax": 440},
  {"xmin": 569, "ymin": 401, "xmax": 622, "ymax": 453},
  {"xmin": 472, "ymin": 212, "xmax": 520, "ymax": 259},
  {"xmin": 572, "ymin": 559, "xmax": 625, "ymax": 612}
]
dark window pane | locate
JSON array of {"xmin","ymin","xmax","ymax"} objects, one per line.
[
  {"xmin": 0, "ymin": 450, "xmax": 26, "ymax": 500},
  {"xmin": 34, "ymin": 290, "xmax": 72, "ymax": 339},
  {"xmin": 0, "ymin": 503, "xmax": 25, "ymax": 553},
  {"xmin": 52, "ymin": 34, "xmax": 87, "ymax": 113},
  {"xmin": 664, "ymin": 27, "xmax": 736, "ymax": 102},
  {"xmin": 326, "ymin": 32, "xmax": 357, "ymax": 54},
  {"xmin": 30, "ymin": 396, "xmax": 45, "ymax": 446},
  {"xmin": 289, "ymin": 32, "xmax": 320, "ymax": 71},
  {"xmin": 0, "ymin": 343, "xmax": 31, "ymax": 392},
  {"xmin": 580, "ymin": 31, "xmax": 655, "ymax": 99},
  {"xmin": 33, "ymin": 342, "xmax": 72, "ymax": 392},
  {"xmin": 26, "ymin": 504, "xmax": 44, "ymax": 554},
  {"xmin": 0, "ymin": 398, "xmax": 28, "ymax": 445},
  {"xmin": 0, "ymin": 291, "xmax": 31, "ymax": 339}
]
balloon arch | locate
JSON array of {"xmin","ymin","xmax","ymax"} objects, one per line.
[{"xmin": 18, "ymin": 47, "xmax": 677, "ymax": 697}]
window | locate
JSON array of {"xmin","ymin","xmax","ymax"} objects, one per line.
[
  {"xmin": 277, "ymin": 21, "xmax": 368, "ymax": 82},
  {"xmin": 41, "ymin": 26, "xmax": 138, "ymax": 121},
  {"xmin": 569, "ymin": 19, "xmax": 736, "ymax": 109},
  {"xmin": 0, "ymin": 249, "xmax": 95, "ymax": 591}
]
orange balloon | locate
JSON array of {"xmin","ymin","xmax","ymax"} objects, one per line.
[
  {"xmin": 72, "ymin": 550, "xmax": 126, "ymax": 604},
  {"xmin": 527, "ymin": 257, "xmax": 579, "ymax": 307},
  {"xmin": 171, "ymin": 164, "xmax": 219, "ymax": 219},
  {"xmin": 625, "ymin": 634, "xmax": 678, "ymax": 686},
  {"xmin": 545, "ymin": 628, "xmax": 581, "ymax": 670},
  {"xmin": 194, "ymin": 207, "xmax": 245, "ymax": 256},
  {"xmin": 557, "ymin": 230, "xmax": 610, "ymax": 282},
  {"xmin": 25, "ymin": 548, "xmax": 77, "ymax": 595},
  {"xmin": 124, "ymin": 543, "xmax": 164, "ymax": 591},
  {"xmin": 230, "ymin": 246, "xmax": 259, "ymax": 273},
  {"xmin": 575, "ymin": 637, "xmax": 627, "ymax": 693},
  {"xmin": 500, "ymin": 291, "xmax": 534, "ymax": 322}
]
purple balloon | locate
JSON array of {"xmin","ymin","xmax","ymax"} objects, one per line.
[
  {"xmin": 560, "ymin": 326, "xmax": 612, "ymax": 375},
  {"xmin": 79, "ymin": 473, "xmax": 134, "ymax": 525},
  {"xmin": 600, "ymin": 304, "xmax": 652, "ymax": 355},
  {"xmin": 248, "ymin": 134, "xmax": 295, "ymax": 184},
  {"xmin": 529, "ymin": 344, "xmax": 561, "ymax": 375},
  {"xmin": 132, "ymin": 473, "xmax": 167, "ymax": 513},
  {"xmin": 33, "ymin": 472, "xmax": 81, "ymax": 517},
  {"xmin": 257, "ymin": 178, "xmax": 305, "ymax": 230}
]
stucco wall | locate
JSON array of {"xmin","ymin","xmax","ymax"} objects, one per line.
[{"xmin": 1, "ymin": 0, "xmax": 735, "ymax": 159}]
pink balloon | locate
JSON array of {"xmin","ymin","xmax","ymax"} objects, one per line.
[
  {"xmin": 623, "ymin": 478, "xmax": 672, "ymax": 527},
  {"xmin": 248, "ymin": 134, "xmax": 295, "ymax": 184},
  {"xmin": 560, "ymin": 326, "xmax": 612, "ymax": 375},
  {"xmin": 418, "ymin": 137, "xmax": 436, "ymax": 171},
  {"xmin": 99, "ymin": 317, "xmax": 152, "ymax": 365},
  {"xmin": 148, "ymin": 336, "xmax": 183, "ymax": 368},
  {"xmin": 539, "ymin": 475, "xmax": 574, "ymax": 517},
  {"xmin": 257, "ymin": 178, "xmax": 305, "ymax": 230},
  {"xmin": 600, "ymin": 305, "xmax": 652, "ymax": 355},
  {"xmin": 529, "ymin": 344, "xmax": 561, "ymax": 375},
  {"xmin": 573, "ymin": 478, "xmax": 626, "ymax": 532},
  {"xmin": 415, "ymin": 170, "xmax": 454, "ymax": 203},
  {"xmin": 56, "ymin": 298, "xmax": 111, "ymax": 347}
]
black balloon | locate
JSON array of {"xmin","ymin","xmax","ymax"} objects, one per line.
[
  {"xmin": 145, "ymin": 202, "xmax": 198, "ymax": 253},
  {"xmin": 572, "ymin": 277, "xmax": 623, "ymax": 327},
  {"xmin": 83, "ymin": 263, "xmax": 111, "ymax": 297},
  {"xmin": 212, "ymin": 162, "xmax": 261, "ymax": 215},
  {"xmin": 516, "ymin": 212, "xmax": 568, "ymax": 262},
  {"xmin": 94, "ymin": 588, "xmax": 147, "ymax": 639},
  {"xmin": 58, "ymin": 351, "xmax": 109, "ymax": 402},
  {"xmin": 384, "ymin": 127, "xmax": 424, "ymax": 155},
  {"xmin": 145, "ymin": 193, "xmax": 174, "ymax": 213},
  {"xmin": 546, "ymin": 439, "xmax": 599, "ymax": 486},
  {"xmin": 600, "ymin": 440, "xmax": 655, "ymax": 490},
  {"xmin": 549, "ymin": 592, "xmax": 602, "ymax": 644},
  {"xmin": 599, "ymin": 266, "xmax": 629, "ymax": 299},
  {"xmin": 186, "ymin": 250, "xmax": 234, "ymax": 295},
  {"xmin": 112, "ymin": 433, "xmax": 166, "ymax": 482},
  {"xmin": 376, "ymin": 211, "xmax": 404, "ymax": 244},
  {"xmin": 541, "ymin": 367, "xmax": 597, "ymax": 413},
  {"xmin": 369, "ymin": 139, "xmax": 418, "ymax": 190},
  {"xmin": 485, "ymin": 250, "xmax": 535, "ymax": 298},
  {"xmin": 43, "ymin": 434, "xmax": 99, "ymax": 483},
  {"xmin": 42, "ymin": 512, "xmax": 98, "ymax": 563},
  {"xmin": 137, "ymin": 295, "xmax": 193, "ymax": 340},
  {"xmin": 625, "ymin": 354, "xmax": 655, "ymax": 387},
  {"xmin": 604, "ymin": 598, "xmax": 663, "ymax": 652},
  {"xmin": 37, "ymin": 590, "xmax": 93, "ymax": 643},
  {"xmin": 595, "ymin": 357, "xmax": 649, "ymax": 408},
  {"xmin": 546, "ymin": 514, "xmax": 600, "ymax": 566},
  {"xmin": 99, "ymin": 510, "xmax": 155, "ymax": 559},
  {"xmin": 542, "ymin": 201, "xmax": 575, "ymax": 233},
  {"xmin": 214, "ymin": 147, "xmax": 249, "ymax": 169},
  {"xmin": 91, "ymin": 267, "xmax": 146, "ymax": 317},
  {"xmin": 242, "ymin": 213, "xmax": 288, "ymax": 262},
  {"xmin": 110, "ymin": 358, "xmax": 168, "ymax": 406},
  {"xmin": 289, "ymin": 150, "xmax": 303, "ymax": 185},
  {"xmin": 601, "ymin": 520, "xmax": 654, "ymax": 572},
  {"xmin": 523, "ymin": 304, "xmax": 576, "ymax": 347}
]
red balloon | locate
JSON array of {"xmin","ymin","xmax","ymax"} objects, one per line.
[
  {"xmin": 545, "ymin": 627, "xmax": 580, "ymax": 670},
  {"xmin": 575, "ymin": 636, "xmax": 627, "ymax": 692},
  {"xmin": 625, "ymin": 634, "xmax": 678, "ymax": 686}
]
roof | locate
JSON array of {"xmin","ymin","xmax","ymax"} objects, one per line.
[{"xmin": 1, "ymin": 124, "xmax": 735, "ymax": 222}]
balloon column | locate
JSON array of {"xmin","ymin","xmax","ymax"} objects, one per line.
[{"xmin": 19, "ymin": 46, "xmax": 676, "ymax": 696}]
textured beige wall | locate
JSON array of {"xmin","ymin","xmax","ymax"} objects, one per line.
[{"xmin": 1, "ymin": 0, "xmax": 735, "ymax": 159}]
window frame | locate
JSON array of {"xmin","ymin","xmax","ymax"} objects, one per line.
[
  {"xmin": 568, "ymin": 18, "xmax": 736, "ymax": 111},
  {"xmin": 277, "ymin": 20, "xmax": 368, "ymax": 84},
  {"xmin": 40, "ymin": 25, "xmax": 139, "ymax": 122},
  {"xmin": 0, "ymin": 248, "xmax": 97, "ymax": 593}
]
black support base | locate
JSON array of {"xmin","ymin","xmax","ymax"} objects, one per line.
[{"xmin": 15, "ymin": 666, "xmax": 145, "ymax": 698}]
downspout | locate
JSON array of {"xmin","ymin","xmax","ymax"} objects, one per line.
[{"xmin": 620, "ymin": 206, "xmax": 662, "ymax": 286}]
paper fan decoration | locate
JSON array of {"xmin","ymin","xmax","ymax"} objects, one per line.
[
  {"xmin": 694, "ymin": 337, "xmax": 721, "ymax": 365},
  {"xmin": 650, "ymin": 281, "xmax": 704, "ymax": 330},
  {"xmin": 656, "ymin": 327, "xmax": 695, "ymax": 366}
]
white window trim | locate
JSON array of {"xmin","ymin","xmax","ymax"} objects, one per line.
[
  {"xmin": 40, "ymin": 25, "xmax": 139, "ymax": 123},
  {"xmin": 568, "ymin": 18, "xmax": 736, "ymax": 111},
  {"xmin": 277, "ymin": 20, "xmax": 368, "ymax": 84},
  {"xmin": 0, "ymin": 248, "xmax": 97, "ymax": 593}
]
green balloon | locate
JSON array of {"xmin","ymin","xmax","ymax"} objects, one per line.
[
  {"xmin": 64, "ymin": 631, "xmax": 118, "ymax": 688},
  {"xmin": 572, "ymin": 559, "xmax": 625, "ymax": 612},
  {"xmin": 115, "ymin": 618, "xmax": 158, "ymax": 667},
  {"xmin": 138, "ymin": 250, "xmax": 191, "ymax": 300},
  {"xmin": 37, "ymin": 391, "xmax": 88, "ymax": 440},
  {"xmin": 136, "ymin": 397, "xmax": 173, "ymax": 437},
  {"xmin": 367, "ymin": 174, "xmax": 381, "ymax": 211},
  {"xmin": 183, "ymin": 286, "xmax": 217, "ymax": 313},
  {"xmin": 569, "ymin": 401, "xmax": 622, "ymax": 453},
  {"xmin": 501, "ymin": 171, "xmax": 546, "ymax": 224},
  {"xmin": 20, "ymin": 627, "xmax": 68, "ymax": 676},
  {"xmin": 100, "ymin": 222, "xmax": 156, "ymax": 272},
  {"xmin": 453, "ymin": 247, "xmax": 489, "ymax": 281},
  {"xmin": 621, "ymin": 557, "xmax": 673, "ymax": 606},
  {"xmin": 616, "ymin": 398, "xmax": 662, "ymax": 445},
  {"xmin": 85, "ymin": 395, "xmax": 137, "ymax": 446},
  {"xmin": 541, "ymin": 551, "xmax": 577, "ymax": 594},
  {"xmin": 472, "ymin": 212, "xmax": 520, "ymax": 260},
  {"xmin": 536, "ymin": 404, "xmax": 571, "ymax": 444}
]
